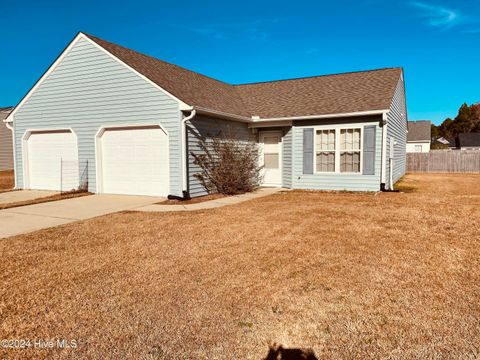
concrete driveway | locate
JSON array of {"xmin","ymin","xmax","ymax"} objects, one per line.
[
  {"xmin": 0, "ymin": 190, "xmax": 58, "ymax": 204},
  {"xmin": 0, "ymin": 194, "xmax": 163, "ymax": 238}
]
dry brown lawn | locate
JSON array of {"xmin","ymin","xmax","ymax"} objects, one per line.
[
  {"xmin": 0, "ymin": 170, "xmax": 14, "ymax": 191},
  {"xmin": 0, "ymin": 173, "xmax": 479, "ymax": 359}
]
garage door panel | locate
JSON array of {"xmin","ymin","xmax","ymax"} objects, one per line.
[
  {"xmin": 101, "ymin": 127, "xmax": 169, "ymax": 197},
  {"xmin": 27, "ymin": 131, "xmax": 79, "ymax": 191}
]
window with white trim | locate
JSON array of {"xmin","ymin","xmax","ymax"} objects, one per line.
[
  {"xmin": 315, "ymin": 127, "xmax": 362, "ymax": 173},
  {"xmin": 415, "ymin": 144, "xmax": 422, "ymax": 152},
  {"xmin": 340, "ymin": 128, "xmax": 361, "ymax": 173},
  {"xmin": 315, "ymin": 129, "xmax": 335, "ymax": 172}
]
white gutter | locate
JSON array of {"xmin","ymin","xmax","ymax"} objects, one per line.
[
  {"xmin": 194, "ymin": 107, "xmax": 389, "ymax": 124},
  {"xmin": 381, "ymin": 112, "xmax": 389, "ymax": 189},
  {"xmin": 389, "ymin": 154, "xmax": 394, "ymax": 191},
  {"xmin": 195, "ymin": 107, "xmax": 251, "ymax": 123},
  {"xmin": 253, "ymin": 109, "xmax": 389, "ymax": 122},
  {"xmin": 181, "ymin": 108, "xmax": 196, "ymax": 196},
  {"xmin": 4, "ymin": 119, "xmax": 17, "ymax": 189}
]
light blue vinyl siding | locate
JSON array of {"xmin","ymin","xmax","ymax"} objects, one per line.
[
  {"xmin": 0, "ymin": 109, "xmax": 14, "ymax": 171},
  {"xmin": 13, "ymin": 37, "xmax": 183, "ymax": 196},
  {"xmin": 186, "ymin": 115, "xmax": 254, "ymax": 197},
  {"xmin": 292, "ymin": 117, "xmax": 383, "ymax": 191},
  {"xmin": 282, "ymin": 127, "xmax": 292, "ymax": 188},
  {"xmin": 386, "ymin": 77, "xmax": 407, "ymax": 188}
]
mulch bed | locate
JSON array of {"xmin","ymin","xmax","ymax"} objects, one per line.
[{"xmin": 156, "ymin": 193, "xmax": 226, "ymax": 205}]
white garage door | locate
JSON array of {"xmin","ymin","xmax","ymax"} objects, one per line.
[
  {"xmin": 100, "ymin": 126, "xmax": 169, "ymax": 197},
  {"xmin": 26, "ymin": 130, "xmax": 78, "ymax": 191}
]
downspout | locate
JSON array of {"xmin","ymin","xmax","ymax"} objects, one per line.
[
  {"xmin": 4, "ymin": 120, "xmax": 17, "ymax": 189},
  {"xmin": 389, "ymin": 148, "xmax": 394, "ymax": 191},
  {"xmin": 380, "ymin": 112, "xmax": 389, "ymax": 191},
  {"xmin": 168, "ymin": 108, "xmax": 196, "ymax": 200}
]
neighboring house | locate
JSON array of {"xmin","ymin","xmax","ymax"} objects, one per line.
[
  {"xmin": 434, "ymin": 137, "xmax": 450, "ymax": 145},
  {"xmin": 0, "ymin": 107, "xmax": 14, "ymax": 171},
  {"xmin": 4, "ymin": 32, "xmax": 407, "ymax": 196},
  {"xmin": 406, "ymin": 120, "xmax": 431, "ymax": 153},
  {"xmin": 456, "ymin": 133, "xmax": 480, "ymax": 150}
]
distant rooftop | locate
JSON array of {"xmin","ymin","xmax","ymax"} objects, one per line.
[
  {"xmin": 407, "ymin": 120, "xmax": 431, "ymax": 142},
  {"xmin": 0, "ymin": 107, "xmax": 13, "ymax": 121},
  {"xmin": 457, "ymin": 133, "xmax": 480, "ymax": 147}
]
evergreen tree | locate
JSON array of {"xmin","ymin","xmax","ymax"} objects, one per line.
[{"xmin": 435, "ymin": 102, "xmax": 480, "ymax": 138}]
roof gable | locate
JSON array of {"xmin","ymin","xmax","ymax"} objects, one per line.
[{"xmin": 5, "ymin": 33, "xmax": 192, "ymax": 123}]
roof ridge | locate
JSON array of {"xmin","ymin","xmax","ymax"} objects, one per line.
[{"xmin": 235, "ymin": 67, "xmax": 402, "ymax": 86}]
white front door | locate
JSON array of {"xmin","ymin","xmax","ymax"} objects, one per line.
[{"xmin": 259, "ymin": 131, "xmax": 282, "ymax": 186}]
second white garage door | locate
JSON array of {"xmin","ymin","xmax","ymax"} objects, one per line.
[{"xmin": 100, "ymin": 126, "xmax": 169, "ymax": 197}]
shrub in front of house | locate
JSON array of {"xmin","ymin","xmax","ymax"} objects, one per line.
[{"xmin": 191, "ymin": 131, "xmax": 262, "ymax": 195}]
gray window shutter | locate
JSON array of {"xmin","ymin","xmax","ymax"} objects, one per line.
[
  {"xmin": 363, "ymin": 125, "xmax": 376, "ymax": 175},
  {"xmin": 303, "ymin": 128, "xmax": 314, "ymax": 174}
]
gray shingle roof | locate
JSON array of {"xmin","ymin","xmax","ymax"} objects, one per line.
[
  {"xmin": 407, "ymin": 120, "xmax": 431, "ymax": 141},
  {"xmin": 457, "ymin": 133, "xmax": 480, "ymax": 147}
]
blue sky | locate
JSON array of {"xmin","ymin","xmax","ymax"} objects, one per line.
[{"xmin": 1, "ymin": 0, "xmax": 479, "ymax": 124}]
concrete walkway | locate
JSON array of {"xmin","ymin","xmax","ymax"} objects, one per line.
[
  {"xmin": 0, "ymin": 190, "xmax": 58, "ymax": 205},
  {"xmin": 136, "ymin": 187, "xmax": 284, "ymax": 212},
  {"xmin": 0, "ymin": 194, "xmax": 163, "ymax": 239}
]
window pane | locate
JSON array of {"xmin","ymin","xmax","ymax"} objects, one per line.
[
  {"xmin": 316, "ymin": 129, "xmax": 335, "ymax": 151},
  {"xmin": 340, "ymin": 128, "xmax": 361, "ymax": 150},
  {"xmin": 264, "ymin": 136, "xmax": 279, "ymax": 153},
  {"xmin": 264, "ymin": 153, "xmax": 279, "ymax": 169},
  {"xmin": 340, "ymin": 151, "xmax": 360, "ymax": 173},
  {"xmin": 316, "ymin": 151, "xmax": 335, "ymax": 172},
  {"xmin": 264, "ymin": 136, "xmax": 277, "ymax": 144},
  {"xmin": 353, "ymin": 129, "xmax": 360, "ymax": 149}
]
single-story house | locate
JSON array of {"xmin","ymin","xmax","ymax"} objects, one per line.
[
  {"xmin": 456, "ymin": 133, "xmax": 480, "ymax": 150},
  {"xmin": 3, "ymin": 32, "xmax": 407, "ymax": 197},
  {"xmin": 406, "ymin": 120, "xmax": 431, "ymax": 153},
  {"xmin": 0, "ymin": 107, "xmax": 14, "ymax": 171}
]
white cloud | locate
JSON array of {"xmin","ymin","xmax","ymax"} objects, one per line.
[{"xmin": 410, "ymin": 2, "xmax": 462, "ymax": 29}]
